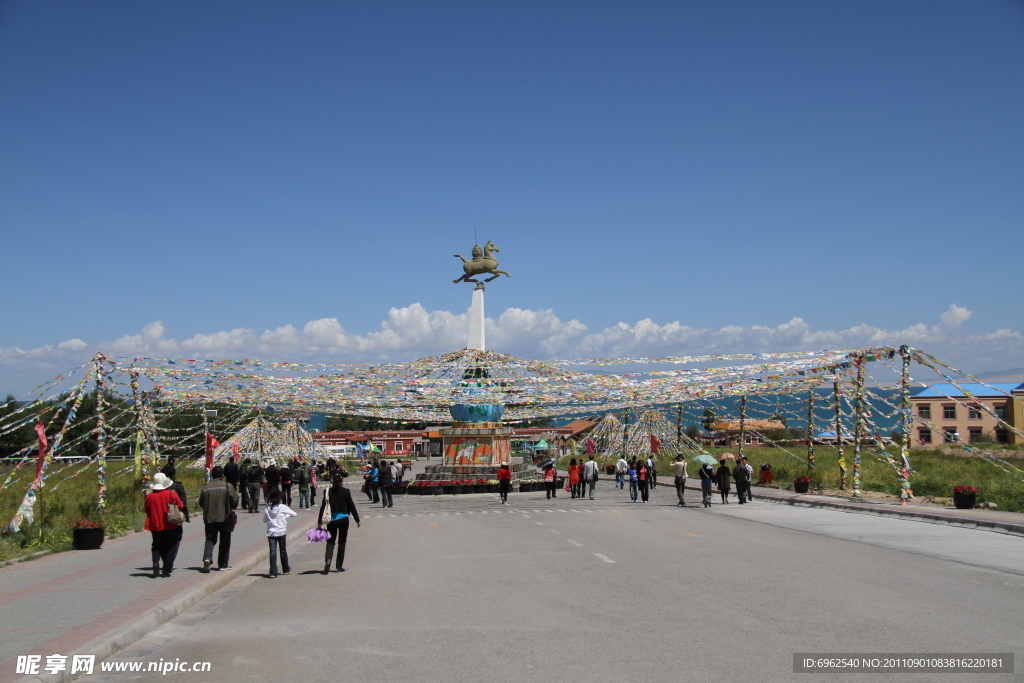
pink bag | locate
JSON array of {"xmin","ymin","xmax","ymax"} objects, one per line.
[{"xmin": 306, "ymin": 528, "xmax": 330, "ymax": 544}]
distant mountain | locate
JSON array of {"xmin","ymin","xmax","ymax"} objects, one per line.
[{"xmin": 969, "ymin": 368, "xmax": 1024, "ymax": 383}]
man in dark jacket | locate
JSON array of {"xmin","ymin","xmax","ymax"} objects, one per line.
[
  {"xmin": 238, "ymin": 458, "xmax": 251, "ymax": 511},
  {"xmin": 264, "ymin": 462, "xmax": 280, "ymax": 504},
  {"xmin": 223, "ymin": 456, "xmax": 240, "ymax": 509},
  {"xmin": 246, "ymin": 461, "xmax": 263, "ymax": 513},
  {"xmin": 198, "ymin": 466, "xmax": 239, "ymax": 572},
  {"xmin": 733, "ymin": 457, "xmax": 751, "ymax": 504},
  {"xmin": 280, "ymin": 464, "xmax": 293, "ymax": 506},
  {"xmin": 378, "ymin": 460, "xmax": 393, "ymax": 508}
]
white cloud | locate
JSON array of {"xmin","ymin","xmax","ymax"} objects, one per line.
[{"xmin": 0, "ymin": 303, "xmax": 1020, "ymax": 394}]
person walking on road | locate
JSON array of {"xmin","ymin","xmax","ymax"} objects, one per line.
[
  {"xmin": 263, "ymin": 490, "xmax": 296, "ymax": 578},
  {"xmin": 637, "ymin": 457, "xmax": 650, "ymax": 503},
  {"xmin": 223, "ymin": 456, "xmax": 240, "ymax": 507},
  {"xmin": 733, "ymin": 457, "xmax": 751, "ymax": 505},
  {"xmin": 378, "ymin": 459, "xmax": 394, "ymax": 508},
  {"xmin": 264, "ymin": 461, "xmax": 280, "ymax": 504},
  {"xmin": 543, "ymin": 461, "xmax": 557, "ymax": 499},
  {"xmin": 671, "ymin": 455, "xmax": 688, "ymax": 506},
  {"xmin": 317, "ymin": 472, "xmax": 361, "ymax": 573},
  {"xmin": 279, "ymin": 463, "xmax": 293, "ymax": 507},
  {"xmin": 246, "ymin": 460, "xmax": 263, "ymax": 513},
  {"xmin": 699, "ymin": 463, "xmax": 715, "ymax": 507},
  {"xmin": 582, "ymin": 455, "xmax": 599, "ymax": 500},
  {"xmin": 238, "ymin": 458, "xmax": 251, "ymax": 511},
  {"xmin": 369, "ymin": 460, "xmax": 381, "ymax": 504},
  {"xmin": 627, "ymin": 460, "xmax": 639, "ymax": 502},
  {"xmin": 144, "ymin": 473, "xmax": 186, "ymax": 578},
  {"xmin": 568, "ymin": 458, "xmax": 580, "ymax": 499},
  {"xmin": 647, "ymin": 455, "xmax": 658, "ymax": 489},
  {"xmin": 198, "ymin": 466, "xmax": 239, "ymax": 573},
  {"xmin": 297, "ymin": 461, "xmax": 310, "ymax": 509},
  {"xmin": 615, "ymin": 456, "xmax": 628, "ymax": 489},
  {"xmin": 497, "ymin": 462, "xmax": 512, "ymax": 504},
  {"xmin": 716, "ymin": 460, "xmax": 732, "ymax": 504}
]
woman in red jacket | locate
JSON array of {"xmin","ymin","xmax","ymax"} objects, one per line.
[
  {"xmin": 567, "ymin": 458, "xmax": 580, "ymax": 499},
  {"xmin": 144, "ymin": 473, "xmax": 186, "ymax": 578},
  {"xmin": 497, "ymin": 462, "xmax": 512, "ymax": 504}
]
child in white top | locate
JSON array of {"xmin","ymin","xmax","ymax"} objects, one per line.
[{"xmin": 263, "ymin": 490, "xmax": 297, "ymax": 577}]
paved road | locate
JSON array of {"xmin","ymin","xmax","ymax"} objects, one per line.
[{"xmin": 83, "ymin": 488, "xmax": 1023, "ymax": 683}]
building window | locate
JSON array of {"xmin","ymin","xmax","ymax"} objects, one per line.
[
  {"xmin": 968, "ymin": 427, "xmax": 983, "ymax": 443},
  {"xmin": 942, "ymin": 404, "xmax": 956, "ymax": 420},
  {"xmin": 918, "ymin": 428, "xmax": 931, "ymax": 444},
  {"xmin": 943, "ymin": 427, "xmax": 959, "ymax": 443},
  {"xmin": 917, "ymin": 404, "xmax": 931, "ymax": 419},
  {"xmin": 996, "ymin": 429, "xmax": 1009, "ymax": 444},
  {"xmin": 968, "ymin": 405, "xmax": 982, "ymax": 420},
  {"xmin": 744, "ymin": 435, "xmax": 753, "ymax": 445},
  {"xmin": 994, "ymin": 404, "xmax": 1008, "ymax": 420}
]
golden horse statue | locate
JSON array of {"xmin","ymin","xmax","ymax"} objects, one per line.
[{"xmin": 453, "ymin": 241, "xmax": 511, "ymax": 287}]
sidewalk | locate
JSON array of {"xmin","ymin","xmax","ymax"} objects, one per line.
[
  {"xmin": 0, "ymin": 499, "xmax": 319, "ymax": 683},
  {"xmin": 584, "ymin": 471, "xmax": 1024, "ymax": 537}
]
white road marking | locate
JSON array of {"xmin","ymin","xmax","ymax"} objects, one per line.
[
  {"xmin": 593, "ymin": 553, "xmax": 615, "ymax": 563},
  {"xmin": 567, "ymin": 539, "xmax": 583, "ymax": 547},
  {"xmin": 550, "ymin": 529, "xmax": 561, "ymax": 534},
  {"xmin": 536, "ymin": 522, "xmax": 543, "ymax": 525}
]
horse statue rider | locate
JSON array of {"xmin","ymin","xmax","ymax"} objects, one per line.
[{"xmin": 453, "ymin": 240, "xmax": 511, "ymax": 288}]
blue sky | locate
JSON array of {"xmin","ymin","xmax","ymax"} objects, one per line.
[{"xmin": 1, "ymin": 1, "xmax": 1022, "ymax": 392}]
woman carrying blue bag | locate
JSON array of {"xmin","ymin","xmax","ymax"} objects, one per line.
[{"xmin": 317, "ymin": 472, "xmax": 362, "ymax": 574}]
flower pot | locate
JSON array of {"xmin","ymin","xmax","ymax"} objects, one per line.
[
  {"xmin": 487, "ymin": 485, "xmax": 497, "ymax": 493},
  {"xmin": 953, "ymin": 491, "xmax": 976, "ymax": 509},
  {"xmin": 793, "ymin": 481, "xmax": 810, "ymax": 494},
  {"xmin": 431, "ymin": 487, "xmax": 442, "ymax": 496},
  {"xmin": 452, "ymin": 486, "xmax": 463, "ymax": 494},
  {"xmin": 72, "ymin": 527, "xmax": 105, "ymax": 550}
]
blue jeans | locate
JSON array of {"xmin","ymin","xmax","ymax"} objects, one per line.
[
  {"xmin": 615, "ymin": 472, "xmax": 624, "ymax": 488},
  {"xmin": 629, "ymin": 480, "xmax": 638, "ymax": 501},
  {"xmin": 299, "ymin": 490, "xmax": 309, "ymax": 508},
  {"xmin": 268, "ymin": 535, "xmax": 289, "ymax": 576}
]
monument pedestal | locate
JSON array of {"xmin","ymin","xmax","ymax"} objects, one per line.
[{"xmin": 441, "ymin": 421, "xmax": 511, "ymax": 466}]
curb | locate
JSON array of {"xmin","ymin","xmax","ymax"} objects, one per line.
[
  {"xmin": 20, "ymin": 521, "xmax": 314, "ymax": 683},
  {"xmin": 755, "ymin": 494, "xmax": 1024, "ymax": 538}
]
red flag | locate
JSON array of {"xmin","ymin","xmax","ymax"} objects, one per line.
[
  {"xmin": 650, "ymin": 435, "xmax": 661, "ymax": 454},
  {"xmin": 585, "ymin": 438, "xmax": 595, "ymax": 455},
  {"xmin": 33, "ymin": 419, "xmax": 48, "ymax": 485},
  {"xmin": 205, "ymin": 433, "xmax": 220, "ymax": 471},
  {"xmin": 232, "ymin": 440, "xmax": 239, "ymax": 461}
]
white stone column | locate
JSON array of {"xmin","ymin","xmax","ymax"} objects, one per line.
[{"xmin": 468, "ymin": 285, "xmax": 485, "ymax": 350}]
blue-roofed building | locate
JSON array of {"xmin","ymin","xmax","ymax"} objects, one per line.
[{"xmin": 911, "ymin": 382, "xmax": 1024, "ymax": 447}]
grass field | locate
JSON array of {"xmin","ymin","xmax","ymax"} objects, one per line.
[
  {"xmin": 0, "ymin": 461, "xmax": 209, "ymax": 563},
  {"xmin": 557, "ymin": 445, "xmax": 1024, "ymax": 513}
]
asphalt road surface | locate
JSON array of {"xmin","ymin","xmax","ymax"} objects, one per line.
[{"xmin": 90, "ymin": 489, "xmax": 1023, "ymax": 683}]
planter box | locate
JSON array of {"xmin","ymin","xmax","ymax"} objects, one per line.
[
  {"xmin": 793, "ymin": 481, "xmax": 810, "ymax": 494},
  {"xmin": 953, "ymin": 491, "xmax": 976, "ymax": 510},
  {"xmin": 72, "ymin": 527, "xmax": 105, "ymax": 550}
]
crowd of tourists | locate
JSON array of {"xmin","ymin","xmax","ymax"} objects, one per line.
[{"xmin": 143, "ymin": 454, "xmax": 370, "ymax": 580}]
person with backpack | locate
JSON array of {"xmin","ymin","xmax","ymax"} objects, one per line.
[
  {"xmin": 671, "ymin": 455, "xmax": 688, "ymax": 507},
  {"xmin": 699, "ymin": 463, "xmax": 716, "ymax": 507},
  {"xmin": 317, "ymin": 472, "xmax": 361, "ymax": 573},
  {"xmin": 144, "ymin": 473, "xmax": 186, "ymax": 578},
  {"xmin": 198, "ymin": 466, "xmax": 238, "ymax": 573},
  {"xmin": 263, "ymin": 490, "xmax": 297, "ymax": 578},
  {"xmin": 542, "ymin": 461, "xmax": 557, "ymax": 499},
  {"xmin": 264, "ymin": 461, "xmax": 280, "ymax": 505},
  {"xmin": 297, "ymin": 461, "xmax": 310, "ymax": 509},
  {"xmin": 615, "ymin": 456, "xmax": 628, "ymax": 489},
  {"xmin": 378, "ymin": 459, "xmax": 394, "ymax": 508},
  {"xmin": 582, "ymin": 455, "xmax": 599, "ymax": 500},
  {"xmin": 246, "ymin": 460, "xmax": 263, "ymax": 513}
]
